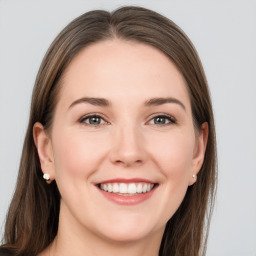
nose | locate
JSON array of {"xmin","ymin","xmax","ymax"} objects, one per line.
[{"xmin": 109, "ymin": 124, "xmax": 147, "ymax": 167}]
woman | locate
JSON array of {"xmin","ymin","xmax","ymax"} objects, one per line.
[{"xmin": 0, "ymin": 6, "xmax": 217, "ymax": 256}]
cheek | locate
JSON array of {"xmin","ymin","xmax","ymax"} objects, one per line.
[
  {"xmin": 149, "ymin": 129, "xmax": 195, "ymax": 183},
  {"xmin": 50, "ymin": 129, "xmax": 110, "ymax": 216},
  {"xmin": 51, "ymin": 130, "xmax": 107, "ymax": 181},
  {"xmin": 142, "ymin": 129, "xmax": 196, "ymax": 225}
]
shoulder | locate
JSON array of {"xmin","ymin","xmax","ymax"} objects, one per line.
[{"xmin": 0, "ymin": 248, "xmax": 15, "ymax": 256}]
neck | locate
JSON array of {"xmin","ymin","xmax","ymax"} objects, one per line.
[{"xmin": 52, "ymin": 232, "xmax": 161, "ymax": 256}]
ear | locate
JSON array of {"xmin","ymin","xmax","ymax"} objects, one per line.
[
  {"xmin": 33, "ymin": 122, "xmax": 55, "ymax": 183},
  {"xmin": 189, "ymin": 122, "xmax": 208, "ymax": 186}
]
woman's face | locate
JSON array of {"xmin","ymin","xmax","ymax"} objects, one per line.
[{"xmin": 36, "ymin": 40, "xmax": 207, "ymax": 244}]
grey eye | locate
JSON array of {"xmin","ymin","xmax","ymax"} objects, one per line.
[
  {"xmin": 81, "ymin": 115, "xmax": 105, "ymax": 125},
  {"xmin": 149, "ymin": 115, "xmax": 175, "ymax": 125}
]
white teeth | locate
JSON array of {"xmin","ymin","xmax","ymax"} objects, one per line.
[
  {"xmin": 113, "ymin": 183, "xmax": 119, "ymax": 193},
  {"xmin": 120, "ymin": 183, "xmax": 128, "ymax": 193},
  {"xmin": 128, "ymin": 183, "xmax": 137, "ymax": 194},
  {"xmin": 108, "ymin": 184, "xmax": 113, "ymax": 193},
  {"xmin": 99, "ymin": 182, "xmax": 155, "ymax": 194},
  {"xmin": 137, "ymin": 183, "xmax": 143, "ymax": 193}
]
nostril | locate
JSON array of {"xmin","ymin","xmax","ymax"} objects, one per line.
[{"xmin": 114, "ymin": 159, "xmax": 143, "ymax": 167}]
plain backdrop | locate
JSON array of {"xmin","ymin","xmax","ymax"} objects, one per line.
[{"xmin": 0, "ymin": 0, "xmax": 255, "ymax": 255}]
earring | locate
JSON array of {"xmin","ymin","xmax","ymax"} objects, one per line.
[
  {"xmin": 43, "ymin": 173, "xmax": 50, "ymax": 181},
  {"xmin": 192, "ymin": 174, "xmax": 197, "ymax": 179}
]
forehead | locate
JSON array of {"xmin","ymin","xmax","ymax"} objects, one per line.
[{"xmin": 58, "ymin": 39, "xmax": 190, "ymax": 108}]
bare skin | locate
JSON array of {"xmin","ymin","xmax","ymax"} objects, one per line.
[{"xmin": 35, "ymin": 40, "xmax": 208, "ymax": 256}]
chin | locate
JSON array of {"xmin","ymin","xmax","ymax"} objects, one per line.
[
  {"xmin": 99, "ymin": 226, "xmax": 156, "ymax": 243},
  {"xmin": 91, "ymin": 213, "xmax": 164, "ymax": 243}
]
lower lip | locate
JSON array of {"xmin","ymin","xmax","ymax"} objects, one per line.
[{"xmin": 97, "ymin": 186, "xmax": 157, "ymax": 205}]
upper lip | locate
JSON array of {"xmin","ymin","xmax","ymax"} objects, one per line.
[{"xmin": 96, "ymin": 178, "xmax": 157, "ymax": 185}]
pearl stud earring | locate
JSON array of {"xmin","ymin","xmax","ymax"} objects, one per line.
[
  {"xmin": 43, "ymin": 173, "xmax": 50, "ymax": 181},
  {"xmin": 192, "ymin": 174, "xmax": 197, "ymax": 179}
]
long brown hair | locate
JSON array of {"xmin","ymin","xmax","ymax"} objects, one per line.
[{"xmin": 1, "ymin": 6, "xmax": 217, "ymax": 256}]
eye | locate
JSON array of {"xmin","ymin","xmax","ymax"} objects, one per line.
[
  {"xmin": 80, "ymin": 114, "xmax": 107, "ymax": 126},
  {"xmin": 148, "ymin": 115, "xmax": 176, "ymax": 126}
]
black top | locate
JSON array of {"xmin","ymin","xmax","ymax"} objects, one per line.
[{"xmin": 0, "ymin": 248, "xmax": 15, "ymax": 256}]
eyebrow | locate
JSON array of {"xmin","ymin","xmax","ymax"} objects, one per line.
[
  {"xmin": 68, "ymin": 96, "xmax": 186, "ymax": 111},
  {"xmin": 69, "ymin": 97, "xmax": 110, "ymax": 109},
  {"xmin": 145, "ymin": 97, "xmax": 186, "ymax": 111}
]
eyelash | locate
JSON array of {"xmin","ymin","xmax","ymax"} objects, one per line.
[
  {"xmin": 79, "ymin": 114, "xmax": 108, "ymax": 127},
  {"xmin": 148, "ymin": 114, "xmax": 176, "ymax": 126},
  {"xmin": 79, "ymin": 113, "xmax": 176, "ymax": 127}
]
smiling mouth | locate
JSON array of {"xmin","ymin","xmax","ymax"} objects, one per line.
[{"xmin": 97, "ymin": 182, "xmax": 157, "ymax": 196}]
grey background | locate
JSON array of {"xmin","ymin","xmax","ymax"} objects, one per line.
[{"xmin": 0, "ymin": 0, "xmax": 256, "ymax": 255}]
